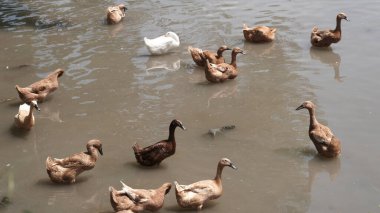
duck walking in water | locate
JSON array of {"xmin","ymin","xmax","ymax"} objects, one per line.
[
  {"xmin": 46, "ymin": 139, "xmax": 103, "ymax": 184},
  {"xmin": 296, "ymin": 101, "xmax": 341, "ymax": 157},
  {"xmin": 14, "ymin": 100, "xmax": 40, "ymax": 130},
  {"xmin": 144, "ymin": 32, "xmax": 180, "ymax": 55},
  {"xmin": 15, "ymin": 68, "xmax": 64, "ymax": 103},
  {"xmin": 188, "ymin": 45, "xmax": 231, "ymax": 67},
  {"xmin": 311, "ymin": 13, "xmax": 348, "ymax": 47},
  {"xmin": 174, "ymin": 158, "xmax": 237, "ymax": 210},
  {"xmin": 203, "ymin": 47, "xmax": 245, "ymax": 83},
  {"xmin": 243, "ymin": 24, "xmax": 276, "ymax": 43},
  {"xmin": 132, "ymin": 119, "xmax": 185, "ymax": 166},
  {"xmin": 106, "ymin": 4, "xmax": 127, "ymax": 25}
]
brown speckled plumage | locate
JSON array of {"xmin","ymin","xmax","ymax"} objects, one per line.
[
  {"xmin": 46, "ymin": 139, "xmax": 103, "ymax": 184},
  {"xmin": 243, "ymin": 24, "xmax": 276, "ymax": 43},
  {"xmin": 109, "ymin": 181, "xmax": 171, "ymax": 213},
  {"xmin": 203, "ymin": 47, "xmax": 245, "ymax": 83},
  {"xmin": 15, "ymin": 68, "xmax": 64, "ymax": 103},
  {"xmin": 174, "ymin": 158, "xmax": 237, "ymax": 210},
  {"xmin": 188, "ymin": 46, "xmax": 231, "ymax": 67},
  {"xmin": 296, "ymin": 101, "xmax": 341, "ymax": 158},
  {"xmin": 311, "ymin": 13, "xmax": 348, "ymax": 47},
  {"xmin": 106, "ymin": 4, "xmax": 127, "ymax": 25},
  {"xmin": 132, "ymin": 119, "xmax": 185, "ymax": 166}
]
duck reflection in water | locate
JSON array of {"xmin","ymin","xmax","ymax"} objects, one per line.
[
  {"xmin": 307, "ymin": 156, "xmax": 341, "ymax": 192},
  {"xmin": 310, "ymin": 47, "xmax": 343, "ymax": 82},
  {"xmin": 145, "ymin": 55, "xmax": 180, "ymax": 72}
]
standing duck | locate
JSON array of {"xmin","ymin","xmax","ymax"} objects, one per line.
[
  {"xmin": 204, "ymin": 47, "xmax": 245, "ymax": 83},
  {"xmin": 132, "ymin": 119, "xmax": 185, "ymax": 166},
  {"xmin": 106, "ymin": 4, "xmax": 127, "ymax": 25},
  {"xmin": 109, "ymin": 181, "xmax": 171, "ymax": 213},
  {"xmin": 174, "ymin": 158, "xmax": 237, "ymax": 210},
  {"xmin": 14, "ymin": 100, "xmax": 40, "ymax": 130},
  {"xmin": 144, "ymin": 32, "xmax": 180, "ymax": 55},
  {"xmin": 296, "ymin": 101, "xmax": 341, "ymax": 157},
  {"xmin": 311, "ymin": 13, "xmax": 348, "ymax": 47},
  {"xmin": 15, "ymin": 68, "xmax": 64, "ymax": 103},
  {"xmin": 46, "ymin": 139, "xmax": 103, "ymax": 184},
  {"xmin": 243, "ymin": 24, "xmax": 276, "ymax": 43},
  {"xmin": 188, "ymin": 45, "xmax": 231, "ymax": 66}
]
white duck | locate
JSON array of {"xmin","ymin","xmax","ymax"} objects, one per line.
[
  {"xmin": 144, "ymin": 32, "xmax": 180, "ymax": 55},
  {"xmin": 14, "ymin": 100, "xmax": 40, "ymax": 130}
]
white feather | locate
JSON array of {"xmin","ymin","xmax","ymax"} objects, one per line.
[{"xmin": 144, "ymin": 32, "xmax": 180, "ymax": 55}]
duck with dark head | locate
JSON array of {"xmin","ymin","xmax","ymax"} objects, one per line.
[{"xmin": 132, "ymin": 119, "xmax": 185, "ymax": 166}]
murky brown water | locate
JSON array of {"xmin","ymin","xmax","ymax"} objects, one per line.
[{"xmin": 1, "ymin": 0, "xmax": 380, "ymax": 212}]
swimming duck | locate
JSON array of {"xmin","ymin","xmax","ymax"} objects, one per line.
[
  {"xmin": 311, "ymin": 13, "xmax": 348, "ymax": 47},
  {"xmin": 15, "ymin": 68, "xmax": 64, "ymax": 103},
  {"xmin": 106, "ymin": 4, "xmax": 127, "ymax": 25},
  {"xmin": 109, "ymin": 181, "xmax": 171, "ymax": 213},
  {"xmin": 46, "ymin": 139, "xmax": 103, "ymax": 184},
  {"xmin": 174, "ymin": 158, "xmax": 237, "ymax": 210},
  {"xmin": 188, "ymin": 45, "xmax": 231, "ymax": 66},
  {"xmin": 132, "ymin": 119, "xmax": 185, "ymax": 166},
  {"xmin": 204, "ymin": 47, "xmax": 245, "ymax": 83},
  {"xmin": 14, "ymin": 100, "xmax": 40, "ymax": 130},
  {"xmin": 144, "ymin": 32, "xmax": 180, "ymax": 55},
  {"xmin": 296, "ymin": 101, "xmax": 341, "ymax": 157},
  {"xmin": 243, "ymin": 24, "xmax": 276, "ymax": 43}
]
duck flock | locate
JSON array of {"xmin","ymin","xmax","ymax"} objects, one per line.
[{"xmin": 8, "ymin": 3, "xmax": 348, "ymax": 213}]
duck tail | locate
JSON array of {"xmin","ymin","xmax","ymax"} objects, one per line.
[
  {"xmin": 132, "ymin": 143, "xmax": 140, "ymax": 154},
  {"xmin": 312, "ymin": 26, "xmax": 318, "ymax": 33},
  {"xmin": 174, "ymin": 181, "xmax": 183, "ymax": 192},
  {"xmin": 243, "ymin": 23, "xmax": 248, "ymax": 29},
  {"xmin": 271, "ymin": 28, "xmax": 277, "ymax": 33}
]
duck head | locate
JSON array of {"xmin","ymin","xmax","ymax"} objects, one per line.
[
  {"xmin": 220, "ymin": 158, "xmax": 238, "ymax": 170},
  {"xmin": 296, "ymin": 101, "xmax": 315, "ymax": 111},
  {"xmin": 337, "ymin": 13, "xmax": 348, "ymax": 21},
  {"xmin": 219, "ymin": 45, "xmax": 232, "ymax": 52},
  {"xmin": 30, "ymin": 100, "xmax": 41, "ymax": 111},
  {"xmin": 162, "ymin": 182, "xmax": 172, "ymax": 194},
  {"xmin": 87, "ymin": 139, "xmax": 103, "ymax": 155},
  {"xmin": 118, "ymin": 4, "xmax": 128, "ymax": 12},
  {"xmin": 232, "ymin": 47, "xmax": 246, "ymax": 55},
  {"xmin": 165, "ymin": 32, "xmax": 180, "ymax": 43},
  {"xmin": 171, "ymin": 119, "xmax": 186, "ymax": 130}
]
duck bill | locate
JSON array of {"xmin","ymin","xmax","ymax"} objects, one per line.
[
  {"xmin": 241, "ymin": 51, "xmax": 246, "ymax": 55},
  {"xmin": 229, "ymin": 163, "xmax": 238, "ymax": 170},
  {"xmin": 180, "ymin": 125, "xmax": 186, "ymax": 131},
  {"xmin": 295, "ymin": 105, "xmax": 304, "ymax": 110},
  {"xmin": 34, "ymin": 104, "xmax": 41, "ymax": 111},
  {"xmin": 98, "ymin": 148, "xmax": 103, "ymax": 155}
]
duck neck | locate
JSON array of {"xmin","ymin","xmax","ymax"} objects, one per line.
[
  {"xmin": 167, "ymin": 123, "xmax": 177, "ymax": 142},
  {"xmin": 334, "ymin": 17, "xmax": 342, "ymax": 33},
  {"xmin": 307, "ymin": 107, "xmax": 319, "ymax": 129},
  {"xmin": 216, "ymin": 49, "xmax": 224, "ymax": 58},
  {"xmin": 214, "ymin": 163, "xmax": 224, "ymax": 182},
  {"xmin": 230, "ymin": 52, "xmax": 239, "ymax": 68},
  {"xmin": 87, "ymin": 146, "xmax": 99, "ymax": 159}
]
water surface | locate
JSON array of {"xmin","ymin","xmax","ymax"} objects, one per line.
[{"xmin": 0, "ymin": 0, "xmax": 379, "ymax": 212}]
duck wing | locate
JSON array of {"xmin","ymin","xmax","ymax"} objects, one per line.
[
  {"xmin": 139, "ymin": 141, "xmax": 172, "ymax": 162},
  {"xmin": 310, "ymin": 124, "xmax": 334, "ymax": 145},
  {"xmin": 55, "ymin": 152, "xmax": 90, "ymax": 169},
  {"xmin": 144, "ymin": 36, "xmax": 176, "ymax": 54},
  {"xmin": 120, "ymin": 181, "xmax": 149, "ymax": 204}
]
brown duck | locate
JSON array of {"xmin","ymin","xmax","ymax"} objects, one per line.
[
  {"xmin": 188, "ymin": 45, "xmax": 231, "ymax": 66},
  {"xmin": 243, "ymin": 24, "xmax": 276, "ymax": 43},
  {"xmin": 106, "ymin": 4, "xmax": 127, "ymax": 25},
  {"xmin": 46, "ymin": 139, "xmax": 103, "ymax": 184},
  {"xmin": 296, "ymin": 101, "xmax": 341, "ymax": 157},
  {"xmin": 311, "ymin": 13, "xmax": 348, "ymax": 47},
  {"xmin": 14, "ymin": 100, "xmax": 40, "ymax": 130},
  {"xmin": 15, "ymin": 68, "xmax": 64, "ymax": 103},
  {"xmin": 204, "ymin": 47, "xmax": 245, "ymax": 83},
  {"xmin": 109, "ymin": 181, "xmax": 171, "ymax": 213},
  {"xmin": 174, "ymin": 158, "xmax": 237, "ymax": 210},
  {"xmin": 132, "ymin": 119, "xmax": 185, "ymax": 166}
]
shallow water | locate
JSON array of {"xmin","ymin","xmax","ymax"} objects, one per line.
[{"xmin": 0, "ymin": 0, "xmax": 379, "ymax": 212}]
